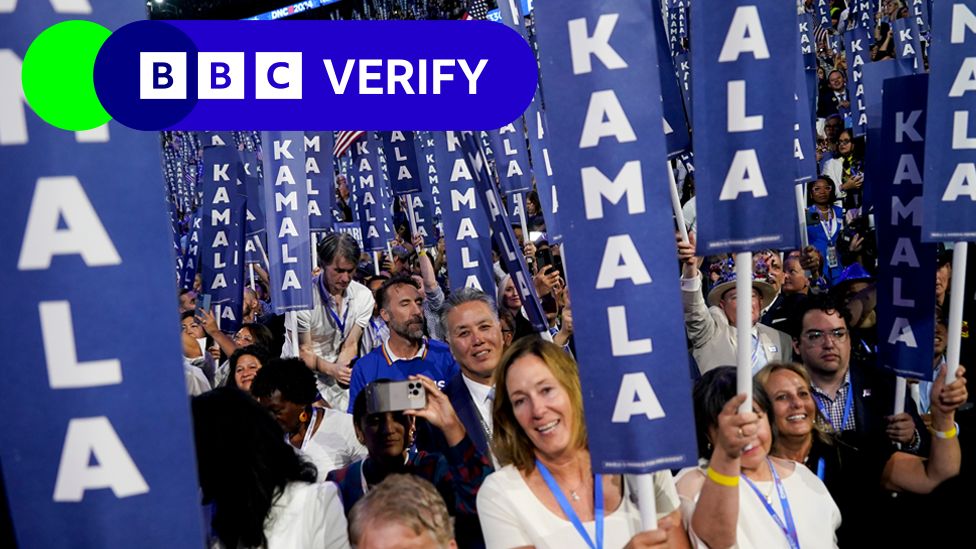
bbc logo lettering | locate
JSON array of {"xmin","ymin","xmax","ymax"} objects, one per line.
[
  {"xmin": 138, "ymin": 51, "xmax": 302, "ymax": 100},
  {"xmin": 197, "ymin": 52, "xmax": 245, "ymax": 100},
  {"xmin": 140, "ymin": 52, "xmax": 186, "ymax": 100}
]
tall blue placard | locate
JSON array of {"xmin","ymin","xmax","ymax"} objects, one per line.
[
  {"xmin": 534, "ymin": 0, "xmax": 697, "ymax": 473},
  {"xmin": 0, "ymin": 2, "xmax": 206, "ymax": 547},
  {"xmin": 261, "ymin": 131, "xmax": 313, "ymax": 313},
  {"xmin": 691, "ymin": 0, "xmax": 798, "ymax": 253},
  {"xmin": 652, "ymin": 2, "xmax": 691, "ymax": 157},
  {"xmin": 876, "ymin": 74, "xmax": 937, "ymax": 380},
  {"xmin": 495, "ymin": 0, "xmax": 564, "ymax": 243},
  {"xmin": 431, "ymin": 131, "xmax": 495, "ymax": 293},
  {"xmin": 379, "ymin": 131, "xmax": 423, "ymax": 196},
  {"xmin": 845, "ymin": 27, "xmax": 871, "ymax": 137},
  {"xmin": 464, "ymin": 134, "xmax": 548, "ymax": 332},
  {"xmin": 351, "ymin": 133, "xmax": 393, "ymax": 252},
  {"xmin": 199, "ymin": 145, "xmax": 244, "ymax": 333},
  {"xmin": 923, "ymin": 0, "xmax": 976, "ymax": 241},
  {"xmin": 305, "ymin": 131, "xmax": 336, "ymax": 233}
]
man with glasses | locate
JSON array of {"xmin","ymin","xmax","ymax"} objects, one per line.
[{"xmin": 792, "ymin": 294, "xmax": 925, "ymax": 451}]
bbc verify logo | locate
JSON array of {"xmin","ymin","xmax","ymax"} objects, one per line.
[{"xmin": 140, "ymin": 52, "xmax": 303, "ymax": 100}]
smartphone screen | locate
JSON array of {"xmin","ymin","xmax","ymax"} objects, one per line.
[
  {"xmin": 535, "ymin": 248, "xmax": 554, "ymax": 271},
  {"xmin": 197, "ymin": 293, "xmax": 212, "ymax": 315}
]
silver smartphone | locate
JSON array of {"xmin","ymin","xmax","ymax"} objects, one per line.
[{"xmin": 365, "ymin": 380, "xmax": 427, "ymax": 414}]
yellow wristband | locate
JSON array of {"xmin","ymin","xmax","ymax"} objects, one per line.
[
  {"xmin": 418, "ymin": 249, "xmax": 427, "ymax": 256},
  {"xmin": 706, "ymin": 466, "xmax": 740, "ymax": 487},
  {"xmin": 930, "ymin": 422, "xmax": 959, "ymax": 440}
]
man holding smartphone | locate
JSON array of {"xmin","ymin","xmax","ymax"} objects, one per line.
[{"xmin": 346, "ymin": 274, "xmax": 460, "ymax": 413}]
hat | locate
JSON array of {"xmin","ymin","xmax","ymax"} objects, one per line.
[
  {"xmin": 832, "ymin": 263, "xmax": 873, "ymax": 295},
  {"xmin": 706, "ymin": 259, "xmax": 777, "ymax": 309}
]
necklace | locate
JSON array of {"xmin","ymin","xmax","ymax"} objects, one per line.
[{"xmin": 567, "ymin": 460, "xmax": 587, "ymax": 502}]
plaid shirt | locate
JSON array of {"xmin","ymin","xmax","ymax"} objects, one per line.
[
  {"xmin": 812, "ymin": 370, "xmax": 856, "ymax": 432},
  {"xmin": 326, "ymin": 434, "xmax": 492, "ymax": 516}
]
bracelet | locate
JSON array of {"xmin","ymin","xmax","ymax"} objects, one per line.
[
  {"xmin": 706, "ymin": 466, "xmax": 740, "ymax": 487},
  {"xmin": 418, "ymin": 249, "xmax": 427, "ymax": 256},
  {"xmin": 930, "ymin": 422, "xmax": 960, "ymax": 440}
]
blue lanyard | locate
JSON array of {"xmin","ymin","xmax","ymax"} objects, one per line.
[
  {"xmin": 813, "ymin": 385, "xmax": 853, "ymax": 432},
  {"xmin": 318, "ymin": 275, "xmax": 349, "ymax": 334},
  {"xmin": 742, "ymin": 459, "xmax": 800, "ymax": 549},
  {"xmin": 535, "ymin": 460, "xmax": 603, "ymax": 549},
  {"xmin": 816, "ymin": 457, "xmax": 825, "ymax": 482}
]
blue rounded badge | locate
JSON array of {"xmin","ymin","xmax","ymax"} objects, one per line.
[{"xmin": 93, "ymin": 20, "xmax": 539, "ymax": 131}]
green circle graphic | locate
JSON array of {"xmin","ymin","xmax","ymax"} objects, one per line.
[{"xmin": 22, "ymin": 20, "xmax": 112, "ymax": 131}]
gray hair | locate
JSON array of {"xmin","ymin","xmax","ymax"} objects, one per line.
[
  {"xmin": 440, "ymin": 287, "xmax": 499, "ymax": 340},
  {"xmin": 316, "ymin": 233, "xmax": 360, "ymax": 269},
  {"xmin": 348, "ymin": 474, "xmax": 454, "ymax": 547}
]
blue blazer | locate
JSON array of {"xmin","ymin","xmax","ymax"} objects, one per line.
[{"xmin": 416, "ymin": 371, "xmax": 491, "ymax": 458}]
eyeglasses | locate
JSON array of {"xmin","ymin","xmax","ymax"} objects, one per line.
[
  {"xmin": 838, "ymin": 139, "xmax": 852, "ymax": 144},
  {"xmin": 802, "ymin": 328, "xmax": 848, "ymax": 344},
  {"xmin": 233, "ymin": 333, "xmax": 254, "ymax": 343}
]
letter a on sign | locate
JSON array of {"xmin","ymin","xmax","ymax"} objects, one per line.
[{"xmin": 611, "ymin": 373, "xmax": 665, "ymax": 423}]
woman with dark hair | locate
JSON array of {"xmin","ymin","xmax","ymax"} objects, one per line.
[
  {"xmin": 525, "ymin": 191, "xmax": 545, "ymax": 230},
  {"xmin": 675, "ymin": 367, "xmax": 840, "ymax": 549},
  {"xmin": 807, "ymin": 176, "xmax": 845, "ymax": 285},
  {"xmin": 182, "ymin": 311, "xmax": 213, "ymax": 395},
  {"xmin": 197, "ymin": 303, "xmax": 274, "ymax": 387},
  {"xmin": 327, "ymin": 376, "xmax": 491, "ymax": 548},
  {"xmin": 251, "ymin": 358, "xmax": 366, "ymax": 481},
  {"xmin": 227, "ymin": 345, "xmax": 269, "ymax": 394},
  {"xmin": 478, "ymin": 338, "xmax": 687, "ymax": 549},
  {"xmin": 822, "ymin": 129, "xmax": 864, "ymax": 211},
  {"xmin": 192, "ymin": 387, "xmax": 349, "ymax": 548}
]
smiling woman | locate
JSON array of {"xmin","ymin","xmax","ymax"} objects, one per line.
[
  {"xmin": 675, "ymin": 366, "xmax": 841, "ymax": 549},
  {"xmin": 479, "ymin": 338, "xmax": 689, "ymax": 549}
]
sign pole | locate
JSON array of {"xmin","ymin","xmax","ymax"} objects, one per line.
[
  {"xmin": 736, "ymin": 252, "xmax": 753, "ymax": 412},
  {"xmin": 946, "ymin": 244, "xmax": 968, "ymax": 384}
]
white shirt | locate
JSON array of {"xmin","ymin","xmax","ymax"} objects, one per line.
[
  {"xmin": 262, "ymin": 482, "xmax": 349, "ymax": 549},
  {"xmin": 462, "ymin": 374, "xmax": 494, "ymax": 435},
  {"xmin": 286, "ymin": 278, "xmax": 374, "ymax": 409},
  {"xmin": 301, "ymin": 408, "xmax": 368, "ymax": 481},
  {"xmin": 383, "ymin": 338, "xmax": 427, "ymax": 362},
  {"xmin": 478, "ymin": 465, "xmax": 679, "ymax": 549},
  {"xmin": 676, "ymin": 461, "xmax": 841, "ymax": 549}
]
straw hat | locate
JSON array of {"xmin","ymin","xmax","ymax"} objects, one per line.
[{"xmin": 706, "ymin": 259, "xmax": 777, "ymax": 309}]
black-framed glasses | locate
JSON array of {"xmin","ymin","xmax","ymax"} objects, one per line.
[{"xmin": 802, "ymin": 328, "xmax": 848, "ymax": 344}]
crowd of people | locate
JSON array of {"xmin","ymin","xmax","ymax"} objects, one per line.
[{"xmin": 167, "ymin": 1, "xmax": 976, "ymax": 548}]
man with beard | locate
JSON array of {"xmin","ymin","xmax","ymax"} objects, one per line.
[{"xmin": 346, "ymin": 275, "xmax": 459, "ymax": 412}]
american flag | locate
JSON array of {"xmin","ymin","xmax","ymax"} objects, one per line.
[
  {"xmin": 334, "ymin": 130, "xmax": 366, "ymax": 157},
  {"xmin": 464, "ymin": 0, "xmax": 489, "ymax": 20}
]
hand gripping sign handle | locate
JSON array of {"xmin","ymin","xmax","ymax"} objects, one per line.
[
  {"xmin": 669, "ymin": 162, "xmax": 689, "ymax": 244},
  {"xmin": 736, "ymin": 252, "xmax": 754, "ymax": 414},
  {"xmin": 893, "ymin": 376, "xmax": 907, "ymax": 450},
  {"xmin": 946, "ymin": 243, "xmax": 968, "ymax": 384}
]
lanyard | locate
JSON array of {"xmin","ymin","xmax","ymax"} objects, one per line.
[
  {"xmin": 813, "ymin": 385, "xmax": 853, "ymax": 432},
  {"xmin": 818, "ymin": 208, "xmax": 838, "ymax": 242},
  {"xmin": 816, "ymin": 457, "xmax": 825, "ymax": 482},
  {"xmin": 742, "ymin": 459, "xmax": 800, "ymax": 549},
  {"xmin": 285, "ymin": 407, "xmax": 319, "ymax": 451},
  {"xmin": 536, "ymin": 460, "xmax": 603, "ymax": 549},
  {"xmin": 318, "ymin": 275, "xmax": 349, "ymax": 334},
  {"xmin": 299, "ymin": 408, "xmax": 318, "ymax": 451}
]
